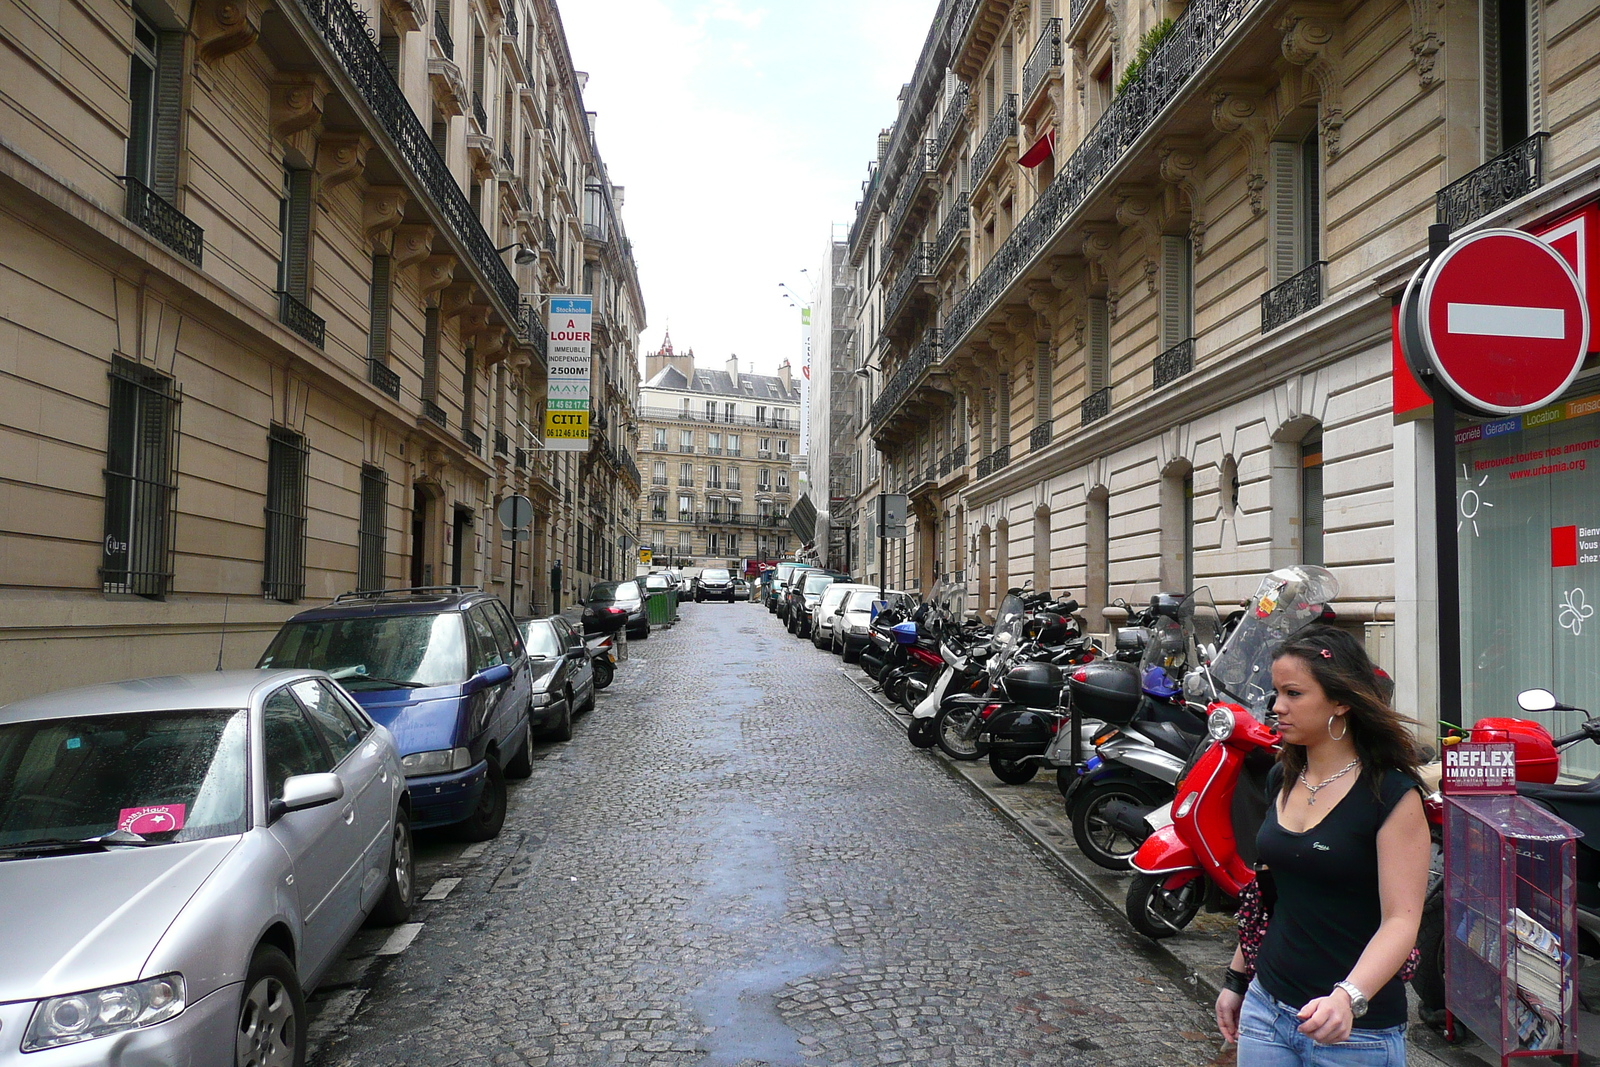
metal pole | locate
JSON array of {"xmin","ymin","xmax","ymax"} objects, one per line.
[
  {"xmin": 509, "ymin": 530, "xmax": 518, "ymax": 618},
  {"xmin": 1426, "ymin": 222, "xmax": 1462, "ymax": 729}
]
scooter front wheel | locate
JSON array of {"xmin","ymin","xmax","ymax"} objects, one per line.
[
  {"xmin": 1125, "ymin": 873, "xmax": 1202, "ymax": 939},
  {"xmin": 1071, "ymin": 781, "xmax": 1156, "ymax": 871},
  {"xmin": 593, "ymin": 658, "xmax": 614, "ymax": 690},
  {"xmin": 907, "ymin": 716, "xmax": 938, "ymax": 749},
  {"xmin": 934, "ymin": 705, "xmax": 989, "ymax": 761}
]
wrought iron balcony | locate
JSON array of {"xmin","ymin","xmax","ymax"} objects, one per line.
[
  {"xmin": 471, "ymin": 90, "xmax": 488, "ymax": 132},
  {"xmin": 869, "ymin": 327, "xmax": 941, "ymax": 429},
  {"xmin": 651, "ymin": 476, "xmax": 668, "ymax": 486},
  {"xmin": 976, "ymin": 444, "xmax": 1010, "ymax": 480},
  {"xmin": 462, "ymin": 428, "xmax": 482, "ymax": 455},
  {"xmin": 277, "ymin": 291, "xmax": 325, "ymax": 347},
  {"xmin": 121, "ymin": 176, "xmax": 203, "ymax": 267},
  {"xmin": 433, "ymin": 6, "xmax": 453, "ymax": 58},
  {"xmin": 515, "ymin": 447, "xmax": 528, "ymax": 470},
  {"xmin": 520, "ymin": 301, "xmax": 546, "ymax": 361},
  {"xmin": 1436, "ymin": 132, "xmax": 1546, "ymax": 230},
  {"xmin": 942, "ymin": 0, "xmax": 1262, "ymax": 355},
  {"xmin": 291, "ymin": 0, "xmax": 519, "ymax": 313},
  {"xmin": 1068, "ymin": 0, "xmax": 1090, "ymax": 31},
  {"xmin": 1022, "ymin": 19, "xmax": 1062, "ymax": 107},
  {"xmin": 935, "ymin": 85, "xmax": 970, "ymax": 164},
  {"xmin": 368, "ymin": 358, "xmax": 401, "ymax": 399},
  {"xmin": 500, "ymin": 144, "xmax": 515, "ymax": 173},
  {"xmin": 1029, "ymin": 419, "xmax": 1053, "ymax": 452},
  {"xmin": 885, "ymin": 243, "xmax": 935, "ymax": 326},
  {"xmin": 622, "ymin": 452, "xmax": 641, "ymax": 488},
  {"xmin": 423, "ymin": 399, "xmax": 448, "ymax": 428},
  {"xmin": 846, "ymin": 164, "xmax": 880, "ymax": 257},
  {"xmin": 948, "ymin": 0, "xmax": 978, "ymax": 52},
  {"xmin": 1080, "ymin": 387, "xmax": 1110, "ymax": 426},
  {"xmin": 1261, "ymin": 261, "xmax": 1324, "ymax": 332},
  {"xmin": 934, "ymin": 197, "xmax": 970, "ymax": 266},
  {"xmin": 972, "ymin": 94, "xmax": 1017, "ymax": 185},
  {"xmin": 885, "ymin": 140, "xmax": 938, "ymax": 247},
  {"xmin": 951, "ymin": 442, "xmax": 967, "ymax": 469},
  {"xmin": 1152, "ymin": 337, "xmax": 1194, "ymax": 389},
  {"xmin": 975, "ymin": 453, "xmax": 993, "ymax": 479},
  {"xmin": 494, "ymin": 430, "xmax": 510, "ymax": 455},
  {"xmin": 939, "ymin": 453, "xmax": 951, "ymax": 476},
  {"xmin": 503, "ymin": 3, "xmax": 516, "ymax": 37}
]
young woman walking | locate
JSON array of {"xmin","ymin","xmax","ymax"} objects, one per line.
[{"xmin": 1215, "ymin": 626, "xmax": 1431, "ymax": 1065}]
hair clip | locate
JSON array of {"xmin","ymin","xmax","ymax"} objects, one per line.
[{"xmin": 1320, "ymin": 649, "xmax": 1333, "ymax": 659}]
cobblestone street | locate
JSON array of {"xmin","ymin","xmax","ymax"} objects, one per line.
[{"xmin": 309, "ymin": 601, "xmax": 1223, "ymax": 1066}]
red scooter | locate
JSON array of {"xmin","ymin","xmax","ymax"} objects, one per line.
[{"xmin": 1124, "ymin": 565, "xmax": 1337, "ymax": 938}]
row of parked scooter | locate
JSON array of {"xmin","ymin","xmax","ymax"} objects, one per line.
[{"xmin": 785, "ymin": 563, "xmax": 1600, "ymax": 1017}]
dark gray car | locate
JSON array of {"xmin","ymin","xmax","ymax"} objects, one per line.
[{"xmin": 519, "ymin": 616, "xmax": 596, "ymax": 742}]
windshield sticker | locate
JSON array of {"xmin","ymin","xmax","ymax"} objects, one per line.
[
  {"xmin": 118, "ymin": 805, "xmax": 186, "ymax": 835},
  {"xmin": 64, "ymin": 737, "xmax": 81, "ymax": 749}
]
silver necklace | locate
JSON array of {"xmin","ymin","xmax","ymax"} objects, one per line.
[{"xmin": 1299, "ymin": 757, "xmax": 1361, "ymax": 805}]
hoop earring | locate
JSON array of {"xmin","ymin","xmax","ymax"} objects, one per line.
[{"xmin": 1328, "ymin": 715, "xmax": 1349, "ymax": 741}]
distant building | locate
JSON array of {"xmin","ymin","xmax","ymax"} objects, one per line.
[{"xmin": 636, "ymin": 337, "xmax": 802, "ymax": 570}]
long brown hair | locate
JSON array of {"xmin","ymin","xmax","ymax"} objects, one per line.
[{"xmin": 1272, "ymin": 625, "xmax": 1422, "ymax": 792}]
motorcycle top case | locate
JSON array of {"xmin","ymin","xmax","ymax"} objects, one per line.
[
  {"xmin": 891, "ymin": 620, "xmax": 921, "ymax": 645},
  {"xmin": 1003, "ymin": 661, "xmax": 1065, "ymax": 707},
  {"xmin": 1469, "ymin": 717, "xmax": 1561, "ymax": 784},
  {"xmin": 1067, "ymin": 661, "xmax": 1142, "ymax": 725}
]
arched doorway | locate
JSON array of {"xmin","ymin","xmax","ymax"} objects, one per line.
[{"xmin": 1032, "ymin": 504, "xmax": 1051, "ymax": 594}]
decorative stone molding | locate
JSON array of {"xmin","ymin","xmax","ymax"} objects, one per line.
[
  {"xmin": 1210, "ymin": 85, "xmax": 1269, "ymax": 215},
  {"xmin": 1081, "ymin": 225, "xmax": 1120, "ymax": 321},
  {"xmin": 440, "ymin": 282, "xmax": 477, "ymax": 319},
  {"xmin": 194, "ymin": 0, "xmax": 264, "ymax": 64},
  {"xmin": 270, "ymin": 73, "xmax": 329, "ymax": 140},
  {"xmin": 474, "ymin": 326, "xmax": 508, "ymax": 364},
  {"xmin": 363, "ymin": 185, "xmax": 407, "ymax": 248},
  {"xmin": 1406, "ymin": 0, "xmax": 1442, "ymax": 87},
  {"xmin": 1157, "ymin": 137, "xmax": 1207, "ymax": 254},
  {"xmin": 316, "ymin": 133, "xmax": 370, "ymax": 192},
  {"xmin": 391, "ymin": 223, "xmax": 435, "ymax": 268},
  {"xmin": 454, "ymin": 305, "xmax": 491, "ymax": 340},
  {"xmin": 1277, "ymin": 5, "xmax": 1345, "ymax": 156},
  {"xmin": 381, "ymin": 0, "xmax": 422, "ymax": 33},
  {"xmin": 1113, "ymin": 185, "xmax": 1160, "ymax": 294},
  {"xmin": 418, "ymin": 254, "xmax": 457, "ymax": 297}
]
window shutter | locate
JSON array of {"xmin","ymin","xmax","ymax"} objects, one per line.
[
  {"xmin": 368, "ymin": 254, "xmax": 392, "ymax": 361},
  {"xmin": 980, "ymin": 389, "xmax": 994, "ymax": 454},
  {"xmin": 472, "ymin": 31, "xmax": 485, "ymax": 96},
  {"xmin": 284, "ymin": 168, "xmax": 313, "ymax": 301},
  {"xmin": 422, "ymin": 307, "xmax": 440, "ymax": 400},
  {"xmin": 997, "ymin": 371, "xmax": 1010, "ymax": 443},
  {"xmin": 1300, "ymin": 134, "xmax": 1321, "ymax": 266},
  {"xmin": 462, "ymin": 347, "xmax": 477, "ymax": 425},
  {"xmin": 1087, "ymin": 297, "xmax": 1109, "ymax": 392},
  {"xmin": 1159, "ymin": 235, "xmax": 1192, "ymax": 351},
  {"xmin": 1268, "ymin": 141, "xmax": 1301, "ymax": 284},
  {"xmin": 1035, "ymin": 342, "xmax": 1052, "ymax": 423},
  {"xmin": 432, "ymin": 119, "xmax": 448, "ymax": 157},
  {"xmin": 150, "ymin": 31, "xmax": 185, "ymax": 200},
  {"xmin": 1482, "ymin": 0, "xmax": 1502, "ymax": 157},
  {"xmin": 1001, "ymin": 46, "xmax": 1015, "ymax": 94}
]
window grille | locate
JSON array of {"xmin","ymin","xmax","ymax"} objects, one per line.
[
  {"xmin": 263, "ymin": 425, "xmax": 310, "ymax": 602},
  {"xmin": 358, "ymin": 464, "xmax": 388, "ymax": 592},
  {"xmin": 101, "ymin": 358, "xmax": 181, "ymax": 598}
]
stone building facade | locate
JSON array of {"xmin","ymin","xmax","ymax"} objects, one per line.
[
  {"xmin": 636, "ymin": 338, "xmax": 800, "ymax": 572},
  {"xmin": 0, "ymin": 0, "xmax": 641, "ymax": 701},
  {"xmin": 842, "ymin": 0, "xmax": 1600, "ymax": 726}
]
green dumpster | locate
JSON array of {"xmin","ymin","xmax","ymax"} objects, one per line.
[{"xmin": 646, "ymin": 590, "xmax": 676, "ymax": 627}]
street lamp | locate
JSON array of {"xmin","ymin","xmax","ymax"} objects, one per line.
[{"xmin": 496, "ymin": 242, "xmax": 537, "ymax": 264}]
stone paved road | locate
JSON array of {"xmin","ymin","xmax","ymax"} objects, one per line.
[{"xmin": 312, "ymin": 601, "xmax": 1225, "ymax": 1067}]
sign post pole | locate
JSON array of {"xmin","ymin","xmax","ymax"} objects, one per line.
[{"xmin": 1425, "ymin": 223, "xmax": 1463, "ymax": 729}]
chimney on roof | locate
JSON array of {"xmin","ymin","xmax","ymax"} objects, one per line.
[
  {"xmin": 726, "ymin": 354, "xmax": 739, "ymax": 391},
  {"xmin": 645, "ymin": 330, "xmax": 693, "ymax": 383},
  {"xmin": 778, "ymin": 359, "xmax": 792, "ymax": 395},
  {"xmin": 877, "ymin": 129, "xmax": 892, "ymax": 162}
]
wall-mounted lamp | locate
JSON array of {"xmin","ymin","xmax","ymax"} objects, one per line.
[{"xmin": 497, "ymin": 242, "xmax": 538, "ymax": 265}]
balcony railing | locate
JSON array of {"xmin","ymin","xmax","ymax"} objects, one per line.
[
  {"xmin": 943, "ymin": 0, "xmax": 1262, "ymax": 355},
  {"xmin": 622, "ymin": 452, "xmax": 640, "ymax": 487},
  {"xmin": 502, "ymin": 3, "xmax": 516, "ymax": 37},
  {"xmin": 935, "ymin": 85, "xmax": 970, "ymax": 164},
  {"xmin": 423, "ymin": 399, "xmax": 448, "ymax": 428},
  {"xmin": 494, "ymin": 430, "xmax": 510, "ymax": 455},
  {"xmin": 641, "ymin": 407, "xmax": 788, "ymax": 430},
  {"xmin": 651, "ymin": 476, "xmax": 668, "ymax": 486},
  {"xmin": 1261, "ymin": 262, "xmax": 1324, "ymax": 332},
  {"xmin": 121, "ymin": 176, "xmax": 203, "ymax": 267},
  {"xmin": 520, "ymin": 301, "xmax": 546, "ymax": 363},
  {"xmin": 433, "ymin": 6, "xmax": 453, "ymax": 58},
  {"xmin": 870, "ymin": 327, "xmax": 941, "ymax": 428},
  {"xmin": 1068, "ymin": 0, "xmax": 1090, "ymax": 31},
  {"xmin": 948, "ymin": 0, "xmax": 978, "ymax": 52},
  {"xmin": 471, "ymin": 90, "xmax": 488, "ymax": 132},
  {"xmin": 1080, "ymin": 386, "xmax": 1111, "ymax": 426},
  {"xmin": 500, "ymin": 144, "xmax": 515, "ymax": 173},
  {"xmin": 1021, "ymin": 19, "xmax": 1062, "ymax": 107},
  {"xmin": 951, "ymin": 441, "xmax": 967, "ymax": 469},
  {"xmin": 1436, "ymin": 132, "xmax": 1547, "ymax": 230},
  {"xmin": 939, "ymin": 452, "xmax": 951, "ymax": 476},
  {"xmin": 515, "ymin": 447, "xmax": 528, "ymax": 470},
  {"xmin": 462, "ymin": 428, "xmax": 482, "ymax": 455},
  {"xmin": 292, "ymin": 0, "xmax": 518, "ymax": 313},
  {"xmin": 277, "ymin": 291, "xmax": 325, "ymax": 347},
  {"xmin": 934, "ymin": 196, "xmax": 970, "ymax": 265},
  {"xmin": 974, "ymin": 443, "xmax": 1009, "ymax": 480},
  {"xmin": 885, "ymin": 139, "xmax": 938, "ymax": 246},
  {"xmin": 367, "ymin": 358, "xmax": 400, "ymax": 399},
  {"xmin": 972, "ymin": 94, "xmax": 1017, "ymax": 184},
  {"xmin": 1029, "ymin": 419, "xmax": 1053, "ymax": 452},
  {"xmin": 885, "ymin": 242, "xmax": 935, "ymax": 325},
  {"xmin": 1152, "ymin": 337, "xmax": 1194, "ymax": 389}
]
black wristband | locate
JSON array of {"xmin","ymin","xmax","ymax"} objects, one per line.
[{"xmin": 1223, "ymin": 968, "xmax": 1252, "ymax": 995}]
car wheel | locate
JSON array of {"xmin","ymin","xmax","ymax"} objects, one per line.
[
  {"xmin": 544, "ymin": 694, "xmax": 574, "ymax": 742},
  {"xmin": 453, "ymin": 756, "xmax": 506, "ymax": 841},
  {"xmin": 367, "ymin": 808, "xmax": 415, "ymax": 926},
  {"xmin": 581, "ymin": 679, "xmax": 597, "ymax": 713},
  {"xmin": 503, "ymin": 719, "xmax": 534, "ymax": 779},
  {"xmin": 236, "ymin": 945, "xmax": 305, "ymax": 1067}
]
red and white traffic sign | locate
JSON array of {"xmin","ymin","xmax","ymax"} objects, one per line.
[{"xmin": 1405, "ymin": 228, "xmax": 1590, "ymax": 415}]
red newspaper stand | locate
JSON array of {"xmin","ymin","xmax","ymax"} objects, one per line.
[{"xmin": 1442, "ymin": 742, "xmax": 1581, "ymax": 1063}]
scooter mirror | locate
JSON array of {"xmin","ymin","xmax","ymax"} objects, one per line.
[{"xmin": 1517, "ymin": 688, "xmax": 1560, "ymax": 712}]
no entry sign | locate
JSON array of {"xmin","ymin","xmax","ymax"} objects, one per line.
[{"xmin": 1401, "ymin": 229, "xmax": 1590, "ymax": 416}]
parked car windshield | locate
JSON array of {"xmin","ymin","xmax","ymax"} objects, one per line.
[
  {"xmin": 801, "ymin": 573, "xmax": 838, "ymax": 596},
  {"xmin": 702, "ymin": 569, "xmax": 731, "ymax": 581},
  {"xmin": 819, "ymin": 584, "xmax": 856, "ymax": 615},
  {"xmin": 260, "ymin": 613, "xmax": 470, "ymax": 690},
  {"xmin": 844, "ymin": 589, "xmax": 882, "ymax": 612},
  {"xmin": 520, "ymin": 620, "xmax": 565, "ymax": 658},
  {"xmin": 643, "ymin": 574, "xmax": 673, "ymax": 592},
  {"xmin": 590, "ymin": 581, "xmax": 641, "ymax": 604},
  {"xmin": 0, "ymin": 708, "xmax": 250, "ymax": 849}
]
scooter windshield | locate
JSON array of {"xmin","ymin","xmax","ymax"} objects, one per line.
[
  {"xmin": 1139, "ymin": 588, "xmax": 1223, "ymax": 696},
  {"xmin": 1209, "ymin": 566, "xmax": 1339, "ymax": 718}
]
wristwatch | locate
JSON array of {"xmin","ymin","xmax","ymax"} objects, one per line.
[{"xmin": 1334, "ymin": 980, "xmax": 1369, "ymax": 1019}]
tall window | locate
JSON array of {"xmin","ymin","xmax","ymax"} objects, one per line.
[
  {"xmin": 708, "ymin": 431, "xmax": 721, "ymax": 454},
  {"xmin": 704, "ymin": 400, "xmax": 717, "ymax": 420},
  {"xmin": 652, "ymin": 459, "xmax": 667, "ymax": 485},
  {"xmin": 1034, "ymin": 342, "xmax": 1052, "ymax": 427},
  {"xmin": 421, "ymin": 307, "xmax": 442, "ymax": 403},
  {"xmin": 759, "ymin": 437, "xmax": 772, "ymax": 456},
  {"xmin": 708, "ymin": 464, "xmax": 721, "ymax": 488},
  {"xmin": 1301, "ymin": 433, "xmax": 1324, "ymax": 566},
  {"xmin": 1086, "ymin": 297, "xmax": 1109, "ymax": 394},
  {"xmin": 102, "ymin": 358, "xmax": 181, "ymax": 598},
  {"xmin": 679, "ymin": 462, "xmax": 694, "ymax": 486},
  {"xmin": 777, "ymin": 471, "xmax": 789, "ymax": 491},
  {"xmin": 124, "ymin": 15, "xmax": 183, "ymax": 201},
  {"xmin": 368, "ymin": 254, "xmax": 393, "ymax": 365},
  {"xmin": 755, "ymin": 405, "xmax": 767, "ymax": 424},
  {"xmin": 678, "ymin": 494, "xmax": 692, "ymax": 520},
  {"xmin": 650, "ymin": 493, "xmax": 666, "ymax": 520},
  {"xmin": 1483, "ymin": 0, "xmax": 1533, "ymax": 158},
  {"xmin": 728, "ymin": 500, "xmax": 741, "ymax": 520},
  {"xmin": 710, "ymin": 533, "xmax": 720, "ymax": 554},
  {"xmin": 727, "ymin": 433, "xmax": 741, "ymax": 456},
  {"xmin": 726, "ymin": 467, "xmax": 740, "ymax": 490},
  {"xmin": 461, "ymin": 348, "xmax": 477, "ymax": 435},
  {"xmin": 1159, "ymin": 235, "xmax": 1194, "ymax": 351},
  {"xmin": 264, "ymin": 426, "xmax": 310, "ymax": 603},
  {"xmin": 1268, "ymin": 131, "xmax": 1320, "ymax": 284},
  {"xmin": 358, "ymin": 464, "xmax": 387, "ymax": 592},
  {"xmin": 653, "ymin": 427, "xmax": 667, "ymax": 450},
  {"xmin": 679, "ymin": 429, "xmax": 694, "ymax": 453},
  {"xmin": 759, "ymin": 469, "xmax": 771, "ymax": 491},
  {"xmin": 777, "ymin": 438, "xmax": 790, "ymax": 457},
  {"xmin": 729, "ymin": 533, "xmax": 740, "ymax": 554},
  {"xmin": 724, "ymin": 402, "xmax": 736, "ymax": 422},
  {"xmin": 278, "ymin": 168, "xmax": 313, "ymax": 305},
  {"xmin": 678, "ymin": 530, "xmax": 691, "ymax": 551}
]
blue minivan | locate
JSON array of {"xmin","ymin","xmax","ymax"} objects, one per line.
[{"xmin": 258, "ymin": 588, "xmax": 534, "ymax": 840}]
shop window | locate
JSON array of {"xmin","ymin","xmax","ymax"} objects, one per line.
[
  {"xmin": 358, "ymin": 464, "xmax": 387, "ymax": 592},
  {"xmin": 264, "ymin": 426, "xmax": 310, "ymax": 603},
  {"xmin": 102, "ymin": 358, "xmax": 181, "ymax": 598},
  {"xmin": 125, "ymin": 14, "xmax": 184, "ymax": 201},
  {"xmin": 1300, "ymin": 434, "xmax": 1324, "ymax": 567},
  {"xmin": 1268, "ymin": 131, "xmax": 1321, "ymax": 284},
  {"xmin": 1483, "ymin": 0, "xmax": 1533, "ymax": 158}
]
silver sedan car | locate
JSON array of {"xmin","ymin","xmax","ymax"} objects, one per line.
[{"xmin": 0, "ymin": 670, "xmax": 413, "ymax": 1065}]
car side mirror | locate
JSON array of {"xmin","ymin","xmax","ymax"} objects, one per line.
[
  {"xmin": 466, "ymin": 663, "xmax": 514, "ymax": 692},
  {"xmin": 1517, "ymin": 688, "xmax": 1560, "ymax": 712},
  {"xmin": 270, "ymin": 772, "xmax": 344, "ymax": 823}
]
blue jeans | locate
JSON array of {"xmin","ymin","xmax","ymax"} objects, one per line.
[{"xmin": 1238, "ymin": 980, "xmax": 1406, "ymax": 1066}]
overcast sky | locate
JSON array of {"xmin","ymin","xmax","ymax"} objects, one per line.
[{"xmin": 560, "ymin": 0, "xmax": 939, "ymax": 379}]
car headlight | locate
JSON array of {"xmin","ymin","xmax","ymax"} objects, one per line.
[
  {"xmin": 24, "ymin": 974, "xmax": 185, "ymax": 1050},
  {"xmin": 1207, "ymin": 708, "xmax": 1235, "ymax": 741},
  {"xmin": 401, "ymin": 747, "xmax": 472, "ymax": 776},
  {"xmin": 849, "ymin": 623, "xmax": 868, "ymax": 635},
  {"xmin": 530, "ymin": 689, "xmax": 558, "ymax": 706}
]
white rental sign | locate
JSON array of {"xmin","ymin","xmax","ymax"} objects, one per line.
[{"xmin": 545, "ymin": 296, "xmax": 592, "ymax": 451}]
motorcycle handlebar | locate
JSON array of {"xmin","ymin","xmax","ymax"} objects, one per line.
[{"xmin": 1553, "ymin": 722, "xmax": 1598, "ymax": 747}]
